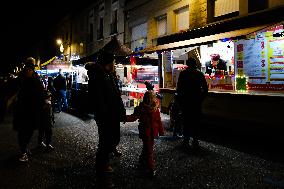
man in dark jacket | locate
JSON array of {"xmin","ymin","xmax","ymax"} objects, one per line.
[
  {"xmin": 13, "ymin": 57, "xmax": 45, "ymax": 162},
  {"xmin": 53, "ymin": 69, "xmax": 68, "ymax": 112},
  {"xmin": 176, "ymin": 57, "xmax": 208, "ymax": 150},
  {"xmin": 86, "ymin": 50, "xmax": 126, "ymax": 178}
]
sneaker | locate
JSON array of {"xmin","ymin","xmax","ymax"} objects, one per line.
[
  {"xmin": 146, "ymin": 169, "xmax": 156, "ymax": 179},
  {"xmin": 182, "ymin": 140, "xmax": 190, "ymax": 148},
  {"xmin": 19, "ymin": 153, "xmax": 28, "ymax": 162},
  {"xmin": 98, "ymin": 177, "xmax": 115, "ymax": 189},
  {"xmin": 96, "ymin": 164, "xmax": 114, "ymax": 175},
  {"xmin": 112, "ymin": 149, "xmax": 122, "ymax": 158},
  {"xmin": 103, "ymin": 165, "xmax": 113, "ymax": 173},
  {"xmin": 46, "ymin": 144, "xmax": 54, "ymax": 152},
  {"xmin": 39, "ymin": 142, "xmax": 46, "ymax": 148},
  {"xmin": 26, "ymin": 149, "xmax": 32, "ymax": 155},
  {"xmin": 192, "ymin": 140, "xmax": 200, "ymax": 151}
]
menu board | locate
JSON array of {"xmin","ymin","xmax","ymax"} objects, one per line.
[
  {"xmin": 267, "ymin": 38, "xmax": 284, "ymax": 83},
  {"xmin": 234, "ymin": 35, "xmax": 267, "ymax": 82},
  {"xmin": 234, "ymin": 24, "xmax": 284, "ymax": 88}
]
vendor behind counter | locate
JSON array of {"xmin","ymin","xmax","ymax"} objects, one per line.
[{"xmin": 205, "ymin": 54, "xmax": 227, "ymax": 76}]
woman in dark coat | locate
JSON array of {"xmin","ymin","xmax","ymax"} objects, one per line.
[{"xmin": 13, "ymin": 57, "xmax": 45, "ymax": 162}]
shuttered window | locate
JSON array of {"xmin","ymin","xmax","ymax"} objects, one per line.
[
  {"xmin": 214, "ymin": 0, "xmax": 239, "ymax": 17},
  {"xmin": 176, "ymin": 7, "xmax": 189, "ymax": 31},
  {"xmin": 157, "ymin": 15, "xmax": 167, "ymax": 36}
]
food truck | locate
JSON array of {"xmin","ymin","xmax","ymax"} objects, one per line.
[{"xmin": 135, "ymin": 22, "xmax": 284, "ymax": 130}]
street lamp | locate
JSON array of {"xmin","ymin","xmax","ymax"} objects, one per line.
[
  {"xmin": 56, "ymin": 39, "xmax": 64, "ymax": 56},
  {"xmin": 56, "ymin": 39, "xmax": 62, "ymax": 45}
]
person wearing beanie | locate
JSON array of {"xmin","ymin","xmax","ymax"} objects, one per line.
[
  {"xmin": 176, "ymin": 57, "xmax": 208, "ymax": 151},
  {"xmin": 13, "ymin": 57, "xmax": 45, "ymax": 162},
  {"xmin": 86, "ymin": 49, "xmax": 126, "ymax": 187},
  {"xmin": 205, "ymin": 54, "xmax": 227, "ymax": 76},
  {"xmin": 24, "ymin": 57, "xmax": 36, "ymax": 69}
]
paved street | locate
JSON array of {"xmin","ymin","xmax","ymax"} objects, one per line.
[{"xmin": 0, "ymin": 109, "xmax": 284, "ymax": 189}]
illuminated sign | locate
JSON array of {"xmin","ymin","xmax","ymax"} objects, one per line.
[{"xmin": 70, "ymin": 54, "xmax": 80, "ymax": 61}]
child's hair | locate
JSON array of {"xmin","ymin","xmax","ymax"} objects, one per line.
[{"xmin": 143, "ymin": 91, "xmax": 158, "ymax": 112}]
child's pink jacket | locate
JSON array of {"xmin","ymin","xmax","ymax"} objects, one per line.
[{"xmin": 127, "ymin": 104, "xmax": 165, "ymax": 139}]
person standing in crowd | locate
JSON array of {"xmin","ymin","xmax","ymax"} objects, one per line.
[
  {"xmin": 116, "ymin": 75, "xmax": 123, "ymax": 95},
  {"xmin": 169, "ymin": 94, "xmax": 183, "ymax": 138},
  {"xmin": 126, "ymin": 90, "xmax": 165, "ymax": 178},
  {"xmin": 38, "ymin": 90, "xmax": 55, "ymax": 151},
  {"xmin": 176, "ymin": 57, "xmax": 208, "ymax": 151},
  {"xmin": 53, "ymin": 69, "xmax": 68, "ymax": 112},
  {"xmin": 46, "ymin": 76, "xmax": 56, "ymax": 101},
  {"xmin": 13, "ymin": 57, "xmax": 45, "ymax": 162},
  {"xmin": 85, "ymin": 50, "xmax": 126, "ymax": 187},
  {"xmin": 65, "ymin": 72, "xmax": 72, "ymax": 106},
  {"xmin": 1, "ymin": 74, "xmax": 18, "ymax": 123}
]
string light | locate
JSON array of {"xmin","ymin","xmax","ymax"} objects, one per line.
[{"xmin": 40, "ymin": 56, "xmax": 57, "ymax": 67}]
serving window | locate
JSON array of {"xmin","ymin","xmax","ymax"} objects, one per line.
[{"xmin": 160, "ymin": 23, "xmax": 284, "ymax": 95}]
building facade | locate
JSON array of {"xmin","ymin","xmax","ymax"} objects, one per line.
[
  {"xmin": 56, "ymin": 15, "xmax": 73, "ymax": 63},
  {"xmin": 125, "ymin": 0, "xmax": 284, "ymax": 51},
  {"xmin": 55, "ymin": 0, "xmax": 284, "ymax": 61},
  {"xmin": 70, "ymin": 11, "xmax": 89, "ymax": 62},
  {"xmin": 85, "ymin": 0, "xmax": 126, "ymax": 56}
]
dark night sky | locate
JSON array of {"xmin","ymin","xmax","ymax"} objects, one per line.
[{"xmin": 1, "ymin": 1, "xmax": 94, "ymax": 74}]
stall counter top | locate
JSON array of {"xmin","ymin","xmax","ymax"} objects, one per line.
[
  {"xmin": 122, "ymin": 87, "xmax": 147, "ymax": 93},
  {"xmin": 159, "ymin": 88, "xmax": 284, "ymax": 98}
]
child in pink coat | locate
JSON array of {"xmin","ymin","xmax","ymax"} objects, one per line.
[{"xmin": 127, "ymin": 90, "xmax": 165, "ymax": 178}]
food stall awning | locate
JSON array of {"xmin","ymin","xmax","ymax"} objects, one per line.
[{"xmin": 136, "ymin": 24, "xmax": 270, "ymax": 54}]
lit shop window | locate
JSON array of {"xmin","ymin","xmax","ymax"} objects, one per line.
[{"xmin": 199, "ymin": 41, "xmax": 235, "ymax": 91}]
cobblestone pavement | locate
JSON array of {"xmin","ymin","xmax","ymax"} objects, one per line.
[{"xmin": 0, "ymin": 109, "xmax": 284, "ymax": 189}]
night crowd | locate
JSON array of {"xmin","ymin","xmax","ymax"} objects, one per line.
[{"xmin": 0, "ymin": 51, "xmax": 208, "ymax": 188}]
